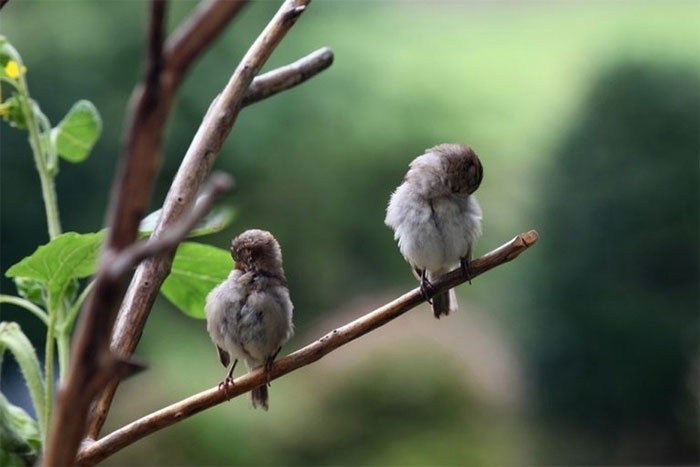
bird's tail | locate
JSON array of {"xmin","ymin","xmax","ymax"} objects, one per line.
[
  {"xmin": 431, "ymin": 288, "xmax": 458, "ymax": 318},
  {"xmin": 250, "ymin": 384, "xmax": 269, "ymax": 411}
]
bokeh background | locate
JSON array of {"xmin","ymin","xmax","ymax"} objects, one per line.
[{"xmin": 1, "ymin": 0, "xmax": 698, "ymax": 465}]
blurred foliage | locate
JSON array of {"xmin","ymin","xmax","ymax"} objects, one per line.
[
  {"xmin": 530, "ymin": 61, "xmax": 699, "ymax": 464},
  {"xmin": 1, "ymin": 0, "xmax": 698, "ymax": 465}
]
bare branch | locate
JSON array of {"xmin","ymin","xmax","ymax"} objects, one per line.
[
  {"xmin": 77, "ymin": 230, "xmax": 538, "ymax": 465},
  {"xmin": 243, "ymin": 47, "xmax": 334, "ymax": 106},
  {"xmin": 145, "ymin": 0, "xmax": 167, "ymax": 92},
  {"xmin": 42, "ymin": 3, "xmax": 170, "ymax": 464},
  {"xmin": 104, "ymin": 0, "xmax": 167, "ymax": 252},
  {"xmin": 90, "ymin": 0, "xmax": 319, "ymax": 442},
  {"xmin": 164, "ymin": 0, "xmax": 248, "ymax": 88},
  {"xmin": 0, "ymin": 0, "xmax": 9, "ymax": 11}
]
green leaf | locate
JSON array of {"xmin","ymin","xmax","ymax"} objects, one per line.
[
  {"xmin": 139, "ymin": 204, "xmax": 236, "ymax": 238},
  {"xmin": 6, "ymin": 231, "xmax": 103, "ymax": 311},
  {"xmin": 13, "ymin": 278, "xmax": 46, "ymax": 307},
  {"xmin": 0, "ymin": 322, "xmax": 45, "ymax": 438},
  {"xmin": 0, "ymin": 392, "xmax": 41, "ymax": 466},
  {"xmin": 160, "ymin": 242, "xmax": 232, "ymax": 319},
  {"xmin": 51, "ymin": 100, "xmax": 102, "ymax": 163}
]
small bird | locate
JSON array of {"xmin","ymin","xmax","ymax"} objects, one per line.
[
  {"xmin": 205, "ymin": 229, "xmax": 294, "ymax": 410},
  {"xmin": 385, "ymin": 143, "xmax": 483, "ymax": 318}
]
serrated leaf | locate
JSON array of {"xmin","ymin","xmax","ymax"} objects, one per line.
[
  {"xmin": 51, "ymin": 100, "xmax": 102, "ymax": 163},
  {"xmin": 160, "ymin": 242, "xmax": 232, "ymax": 319},
  {"xmin": 139, "ymin": 204, "xmax": 236, "ymax": 238},
  {"xmin": 6, "ymin": 232, "xmax": 103, "ymax": 310},
  {"xmin": 0, "ymin": 322, "xmax": 45, "ymax": 438}
]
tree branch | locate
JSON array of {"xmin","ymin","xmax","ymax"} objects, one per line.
[
  {"xmin": 89, "ymin": 0, "xmax": 323, "ymax": 442},
  {"xmin": 77, "ymin": 230, "xmax": 538, "ymax": 465},
  {"xmin": 103, "ymin": 0, "xmax": 167, "ymax": 252},
  {"xmin": 42, "ymin": 3, "xmax": 171, "ymax": 464}
]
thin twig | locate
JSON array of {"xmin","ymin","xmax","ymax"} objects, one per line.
[
  {"xmin": 244, "ymin": 47, "xmax": 334, "ymax": 105},
  {"xmin": 77, "ymin": 230, "xmax": 538, "ymax": 465},
  {"xmin": 90, "ymin": 0, "xmax": 319, "ymax": 442},
  {"xmin": 106, "ymin": 173, "xmax": 234, "ymax": 279}
]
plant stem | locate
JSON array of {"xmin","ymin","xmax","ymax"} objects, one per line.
[
  {"xmin": 59, "ymin": 280, "xmax": 95, "ymax": 335},
  {"xmin": 43, "ymin": 310, "xmax": 57, "ymax": 436},
  {"xmin": 17, "ymin": 75, "xmax": 62, "ymax": 239},
  {"xmin": 0, "ymin": 294, "xmax": 49, "ymax": 326},
  {"xmin": 57, "ymin": 330, "xmax": 70, "ymax": 383}
]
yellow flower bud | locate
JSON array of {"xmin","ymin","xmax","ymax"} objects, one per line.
[{"xmin": 4, "ymin": 60, "xmax": 26, "ymax": 79}]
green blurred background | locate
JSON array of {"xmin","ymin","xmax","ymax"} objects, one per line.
[{"xmin": 1, "ymin": 0, "xmax": 698, "ymax": 464}]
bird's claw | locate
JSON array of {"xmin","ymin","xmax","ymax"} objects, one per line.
[
  {"xmin": 218, "ymin": 376, "xmax": 234, "ymax": 400},
  {"xmin": 460, "ymin": 257, "xmax": 473, "ymax": 285},
  {"xmin": 264, "ymin": 357, "xmax": 275, "ymax": 385},
  {"xmin": 420, "ymin": 277, "xmax": 435, "ymax": 304}
]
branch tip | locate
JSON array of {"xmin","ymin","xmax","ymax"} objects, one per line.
[
  {"xmin": 522, "ymin": 229, "xmax": 539, "ymax": 246},
  {"xmin": 284, "ymin": 4, "xmax": 306, "ymax": 21}
]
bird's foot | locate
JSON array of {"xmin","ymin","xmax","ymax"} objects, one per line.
[
  {"xmin": 218, "ymin": 376, "xmax": 234, "ymax": 400},
  {"xmin": 460, "ymin": 257, "xmax": 473, "ymax": 285},
  {"xmin": 264, "ymin": 355, "xmax": 277, "ymax": 386},
  {"xmin": 420, "ymin": 276, "xmax": 435, "ymax": 304}
]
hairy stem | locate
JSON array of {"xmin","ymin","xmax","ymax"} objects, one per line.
[
  {"xmin": 43, "ymin": 309, "xmax": 56, "ymax": 437},
  {"xmin": 0, "ymin": 295, "xmax": 49, "ymax": 326},
  {"xmin": 59, "ymin": 280, "xmax": 95, "ymax": 335},
  {"xmin": 16, "ymin": 75, "xmax": 62, "ymax": 239},
  {"xmin": 57, "ymin": 329, "xmax": 70, "ymax": 383}
]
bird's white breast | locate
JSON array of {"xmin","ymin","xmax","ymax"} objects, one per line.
[{"xmin": 385, "ymin": 184, "xmax": 482, "ymax": 273}]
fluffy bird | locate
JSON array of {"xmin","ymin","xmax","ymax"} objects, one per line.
[
  {"xmin": 205, "ymin": 229, "xmax": 294, "ymax": 410},
  {"xmin": 385, "ymin": 143, "xmax": 483, "ymax": 318}
]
